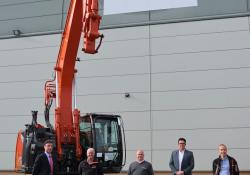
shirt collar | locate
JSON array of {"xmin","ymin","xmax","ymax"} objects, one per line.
[{"xmin": 136, "ymin": 160, "xmax": 145, "ymax": 164}]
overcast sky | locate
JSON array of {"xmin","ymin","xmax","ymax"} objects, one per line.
[{"xmin": 104, "ymin": 0, "xmax": 198, "ymax": 15}]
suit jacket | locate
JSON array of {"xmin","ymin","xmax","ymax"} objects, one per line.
[
  {"xmin": 32, "ymin": 152, "xmax": 57, "ymax": 175},
  {"xmin": 169, "ymin": 149, "xmax": 194, "ymax": 175}
]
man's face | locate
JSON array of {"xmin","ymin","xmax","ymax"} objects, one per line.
[
  {"xmin": 87, "ymin": 149, "xmax": 95, "ymax": 161},
  {"xmin": 219, "ymin": 145, "xmax": 227, "ymax": 158},
  {"xmin": 44, "ymin": 143, "xmax": 53, "ymax": 154},
  {"xmin": 136, "ymin": 150, "xmax": 144, "ymax": 162},
  {"xmin": 178, "ymin": 140, "xmax": 186, "ymax": 151}
]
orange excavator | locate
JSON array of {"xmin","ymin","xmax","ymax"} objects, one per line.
[{"xmin": 15, "ymin": 0, "xmax": 125, "ymax": 174}]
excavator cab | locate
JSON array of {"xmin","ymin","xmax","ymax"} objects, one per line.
[{"xmin": 79, "ymin": 114, "xmax": 126, "ymax": 173}]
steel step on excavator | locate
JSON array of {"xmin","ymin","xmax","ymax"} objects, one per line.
[{"xmin": 14, "ymin": 0, "xmax": 125, "ymax": 174}]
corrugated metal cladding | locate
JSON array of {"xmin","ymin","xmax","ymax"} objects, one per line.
[{"xmin": 0, "ymin": 0, "xmax": 250, "ymax": 172}]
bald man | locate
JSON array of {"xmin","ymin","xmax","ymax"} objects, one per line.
[
  {"xmin": 78, "ymin": 148, "xmax": 103, "ymax": 175},
  {"xmin": 128, "ymin": 149, "xmax": 154, "ymax": 175},
  {"xmin": 212, "ymin": 144, "xmax": 239, "ymax": 175}
]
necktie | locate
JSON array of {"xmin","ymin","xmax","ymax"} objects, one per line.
[{"xmin": 49, "ymin": 155, "xmax": 53, "ymax": 175}]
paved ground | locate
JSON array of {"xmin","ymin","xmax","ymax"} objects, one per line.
[
  {"xmin": 1, "ymin": 172, "xmax": 250, "ymax": 175},
  {"xmin": 2, "ymin": 172, "xmax": 250, "ymax": 175}
]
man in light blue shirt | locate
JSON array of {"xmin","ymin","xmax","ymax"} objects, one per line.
[{"xmin": 212, "ymin": 144, "xmax": 239, "ymax": 175}]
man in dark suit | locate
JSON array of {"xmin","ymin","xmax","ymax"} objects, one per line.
[
  {"xmin": 169, "ymin": 138, "xmax": 194, "ymax": 175},
  {"xmin": 32, "ymin": 139, "xmax": 57, "ymax": 175}
]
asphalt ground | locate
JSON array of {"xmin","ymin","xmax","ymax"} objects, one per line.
[{"xmin": 1, "ymin": 172, "xmax": 250, "ymax": 175}]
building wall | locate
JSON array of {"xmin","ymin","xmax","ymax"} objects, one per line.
[{"xmin": 0, "ymin": 16, "xmax": 250, "ymax": 171}]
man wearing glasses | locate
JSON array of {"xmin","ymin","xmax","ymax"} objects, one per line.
[{"xmin": 169, "ymin": 137, "xmax": 194, "ymax": 175}]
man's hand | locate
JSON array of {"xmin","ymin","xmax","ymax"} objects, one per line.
[{"xmin": 176, "ymin": 171, "xmax": 184, "ymax": 175}]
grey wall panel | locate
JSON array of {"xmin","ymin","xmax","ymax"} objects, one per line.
[
  {"xmin": 77, "ymin": 74, "xmax": 149, "ymax": 95},
  {"xmin": 0, "ymin": 1, "xmax": 62, "ymax": 20},
  {"xmin": 0, "ymin": 98, "xmax": 43, "ymax": 116},
  {"xmin": 152, "ymin": 129, "xmax": 250, "ymax": 150},
  {"xmin": 0, "ymin": 116, "xmax": 31, "ymax": 133},
  {"xmin": 0, "ymin": 152, "xmax": 14, "ymax": 170},
  {"xmin": 152, "ymin": 88, "xmax": 250, "ymax": 110},
  {"xmin": 77, "ymin": 93, "xmax": 150, "ymax": 113},
  {"xmin": 0, "ymin": 35, "xmax": 60, "ymax": 51},
  {"xmin": 1, "ymin": 134, "xmax": 17, "ymax": 152},
  {"xmin": 151, "ymin": 31, "xmax": 250, "ymax": 55},
  {"xmin": 152, "ymin": 150, "xmax": 172, "ymax": 171},
  {"xmin": 151, "ymin": 69, "xmax": 250, "ymax": 91},
  {"xmin": 77, "ymin": 57, "xmax": 149, "ymax": 77},
  {"xmin": 0, "ymin": 47, "xmax": 57, "ymax": 65},
  {"xmin": 125, "ymin": 131, "xmax": 151, "ymax": 150},
  {"xmin": 102, "ymin": 26, "xmax": 149, "ymax": 41},
  {"xmin": 0, "ymin": 15, "xmax": 62, "ymax": 36},
  {"xmin": 0, "ymin": 64, "xmax": 54, "ymax": 82},
  {"xmin": 150, "ymin": 17, "xmax": 249, "ymax": 38},
  {"xmin": 0, "ymin": 0, "xmax": 34, "ymax": 5},
  {"xmin": 78, "ymin": 39, "xmax": 149, "ymax": 60},
  {"xmin": 102, "ymin": 12, "xmax": 149, "ymax": 28},
  {"xmin": 151, "ymin": 0, "xmax": 248, "ymax": 23},
  {"xmin": 152, "ymin": 108, "xmax": 250, "ymax": 130},
  {"xmin": 0, "ymin": 0, "xmax": 63, "ymax": 36},
  {"xmin": 229, "ymin": 149, "xmax": 250, "ymax": 171},
  {"xmin": 151, "ymin": 49, "xmax": 250, "ymax": 73},
  {"xmin": 118, "ymin": 111, "xmax": 151, "ymax": 130},
  {"xmin": 0, "ymin": 81, "xmax": 44, "ymax": 99}
]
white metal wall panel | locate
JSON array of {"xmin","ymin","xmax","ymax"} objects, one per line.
[
  {"xmin": 152, "ymin": 88, "xmax": 250, "ymax": 110},
  {"xmin": 0, "ymin": 35, "xmax": 60, "ymax": 51},
  {"xmin": 0, "ymin": 152, "xmax": 14, "ymax": 170},
  {"xmin": 77, "ymin": 74, "xmax": 149, "ymax": 95},
  {"xmin": 101, "ymin": 26, "xmax": 149, "ymax": 41},
  {"xmin": 152, "ymin": 128, "xmax": 250, "ymax": 150},
  {"xmin": 149, "ymin": 16, "xmax": 250, "ymax": 171},
  {"xmin": 152, "ymin": 109, "xmax": 250, "ymax": 130},
  {"xmin": 1, "ymin": 134, "xmax": 18, "ymax": 151},
  {"xmin": 0, "ymin": 98, "xmax": 43, "ymax": 115},
  {"xmin": 0, "ymin": 81, "xmax": 43, "ymax": 98},
  {"xmin": 151, "ymin": 69, "xmax": 250, "ymax": 91},
  {"xmin": 79, "ymin": 39, "xmax": 149, "ymax": 60},
  {"xmin": 77, "ymin": 93, "xmax": 150, "ymax": 113},
  {"xmin": 151, "ymin": 49, "xmax": 250, "ymax": 73},
  {"xmin": 118, "ymin": 112, "xmax": 151, "ymax": 130},
  {"xmin": 151, "ymin": 17, "xmax": 249, "ymax": 38},
  {"xmin": 0, "ymin": 117, "xmax": 31, "ymax": 133},
  {"xmin": 0, "ymin": 64, "xmax": 53, "ymax": 82},
  {"xmin": 0, "ymin": 47, "xmax": 57, "ymax": 66},
  {"xmin": 151, "ymin": 31, "xmax": 250, "ymax": 55},
  {"xmin": 0, "ymin": 1, "xmax": 61, "ymax": 20},
  {"xmin": 125, "ymin": 131, "xmax": 151, "ymax": 150},
  {"xmin": 0, "ymin": 1, "xmax": 63, "ymax": 36},
  {"xmin": 0, "ymin": 15, "xmax": 62, "ymax": 36},
  {"xmin": 77, "ymin": 56, "xmax": 149, "ymax": 77}
]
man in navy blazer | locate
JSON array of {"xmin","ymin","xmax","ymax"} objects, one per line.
[
  {"xmin": 32, "ymin": 139, "xmax": 57, "ymax": 175},
  {"xmin": 169, "ymin": 138, "xmax": 194, "ymax": 175}
]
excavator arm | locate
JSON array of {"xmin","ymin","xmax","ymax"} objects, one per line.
[{"xmin": 44, "ymin": 0, "xmax": 102, "ymax": 160}]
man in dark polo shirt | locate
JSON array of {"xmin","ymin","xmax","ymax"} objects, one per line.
[{"xmin": 78, "ymin": 148, "xmax": 103, "ymax": 175}]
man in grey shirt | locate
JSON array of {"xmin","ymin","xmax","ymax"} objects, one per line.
[{"xmin": 128, "ymin": 149, "xmax": 154, "ymax": 175}]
